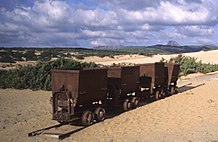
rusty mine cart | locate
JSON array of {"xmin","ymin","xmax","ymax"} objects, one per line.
[
  {"xmin": 107, "ymin": 66, "xmax": 140, "ymax": 111},
  {"xmin": 164, "ymin": 63, "xmax": 180, "ymax": 95},
  {"xmin": 51, "ymin": 68, "xmax": 108, "ymax": 126},
  {"xmin": 50, "ymin": 63, "xmax": 180, "ymax": 126},
  {"xmin": 138, "ymin": 62, "xmax": 165, "ymax": 101}
]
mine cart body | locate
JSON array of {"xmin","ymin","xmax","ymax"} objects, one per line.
[
  {"xmin": 138, "ymin": 62, "xmax": 165, "ymax": 94},
  {"xmin": 165, "ymin": 63, "xmax": 180, "ymax": 85},
  {"xmin": 164, "ymin": 63, "xmax": 180, "ymax": 94},
  {"xmin": 107, "ymin": 66, "xmax": 140, "ymax": 104},
  {"xmin": 51, "ymin": 68, "xmax": 107, "ymax": 122}
]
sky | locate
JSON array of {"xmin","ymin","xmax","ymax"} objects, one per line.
[{"xmin": 0, "ymin": 0, "xmax": 218, "ymax": 47}]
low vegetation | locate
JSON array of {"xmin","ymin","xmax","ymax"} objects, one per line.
[
  {"xmin": 114, "ymin": 45, "xmax": 215, "ymax": 55},
  {"xmin": 1, "ymin": 45, "xmax": 216, "ymax": 63},
  {"xmin": 0, "ymin": 59, "xmax": 98, "ymax": 90},
  {"xmin": 0, "ymin": 47, "xmax": 129, "ymax": 63},
  {"xmin": 1, "ymin": 48, "xmax": 218, "ymax": 91},
  {"xmin": 161, "ymin": 54, "xmax": 218, "ymax": 76}
]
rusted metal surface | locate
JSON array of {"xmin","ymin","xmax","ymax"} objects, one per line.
[
  {"xmin": 51, "ymin": 68, "xmax": 108, "ymax": 122},
  {"xmin": 138, "ymin": 62, "xmax": 165, "ymax": 88},
  {"xmin": 164, "ymin": 63, "xmax": 180, "ymax": 95},
  {"xmin": 50, "ymin": 63, "xmax": 179, "ymax": 123},
  {"xmin": 107, "ymin": 66, "xmax": 139, "ymax": 99},
  {"xmin": 165, "ymin": 63, "xmax": 180, "ymax": 85},
  {"xmin": 28, "ymin": 63, "xmax": 183, "ymax": 140}
]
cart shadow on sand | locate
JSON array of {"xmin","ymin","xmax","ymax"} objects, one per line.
[
  {"xmin": 177, "ymin": 83, "xmax": 205, "ymax": 94},
  {"xmin": 70, "ymin": 83, "xmax": 205, "ymax": 127}
]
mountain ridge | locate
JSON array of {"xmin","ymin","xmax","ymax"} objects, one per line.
[{"xmin": 93, "ymin": 42, "xmax": 217, "ymax": 55}]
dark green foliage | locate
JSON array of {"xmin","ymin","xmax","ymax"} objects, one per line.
[
  {"xmin": 23, "ymin": 50, "xmax": 37, "ymax": 61},
  {"xmin": 114, "ymin": 45, "xmax": 215, "ymax": 55},
  {"xmin": 73, "ymin": 55, "xmax": 84, "ymax": 60},
  {"xmin": 166, "ymin": 55, "xmax": 218, "ymax": 76},
  {"xmin": 0, "ymin": 59, "xmax": 99, "ymax": 90},
  {"xmin": 0, "ymin": 51, "xmax": 16, "ymax": 63},
  {"xmin": 40, "ymin": 50, "xmax": 52, "ymax": 61},
  {"xmin": 0, "ymin": 47, "xmax": 129, "ymax": 62},
  {"xmin": 115, "ymin": 46, "xmax": 169, "ymax": 55},
  {"xmin": 1, "ymin": 46, "xmax": 216, "ymax": 63},
  {"xmin": 11, "ymin": 52, "xmax": 24, "ymax": 61}
]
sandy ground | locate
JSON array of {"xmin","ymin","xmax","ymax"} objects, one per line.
[
  {"xmin": 0, "ymin": 89, "xmax": 56, "ymax": 142},
  {"xmin": 1, "ymin": 72, "xmax": 218, "ymax": 142},
  {"xmin": 1, "ymin": 49, "xmax": 218, "ymax": 142},
  {"xmin": 83, "ymin": 50, "xmax": 218, "ymax": 65}
]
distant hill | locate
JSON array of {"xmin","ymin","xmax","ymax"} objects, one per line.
[
  {"xmin": 93, "ymin": 41, "xmax": 217, "ymax": 55},
  {"xmin": 0, "ymin": 43, "xmax": 217, "ymax": 63},
  {"xmin": 145, "ymin": 45, "xmax": 211, "ymax": 53},
  {"xmin": 167, "ymin": 40, "xmax": 180, "ymax": 46}
]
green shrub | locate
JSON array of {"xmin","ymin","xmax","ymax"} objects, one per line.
[
  {"xmin": 24, "ymin": 50, "xmax": 38, "ymax": 61},
  {"xmin": 0, "ymin": 59, "xmax": 99, "ymax": 90},
  {"xmin": 73, "ymin": 55, "xmax": 84, "ymax": 60},
  {"xmin": 0, "ymin": 51, "xmax": 16, "ymax": 63},
  {"xmin": 40, "ymin": 51, "xmax": 52, "ymax": 61},
  {"xmin": 164, "ymin": 55, "xmax": 218, "ymax": 76}
]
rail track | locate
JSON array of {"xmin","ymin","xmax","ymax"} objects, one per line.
[{"xmin": 28, "ymin": 121, "xmax": 87, "ymax": 140}]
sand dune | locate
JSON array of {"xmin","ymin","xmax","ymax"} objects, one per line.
[
  {"xmin": 1, "ymin": 72, "xmax": 218, "ymax": 142},
  {"xmin": 83, "ymin": 50, "xmax": 218, "ymax": 65},
  {"xmin": 1, "ymin": 50, "xmax": 218, "ymax": 142}
]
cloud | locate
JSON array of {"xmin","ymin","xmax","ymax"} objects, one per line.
[
  {"xmin": 0, "ymin": 0, "xmax": 78, "ymax": 46},
  {"xmin": 175, "ymin": 26, "xmax": 214, "ymax": 37},
  {"xmin": 0, "ymin": 0, "xmax": 217, "ymax": 47},
  {"xmin": 89, "ymin": 38, "xmax": 124, "ymax": 46},
  {"xmin": 101, "ymin": 0, "xmax": 161, "ymax": 10},
  {"xmin": 118, "ymin": 1, "xmax": 217, "ymax": 26}
]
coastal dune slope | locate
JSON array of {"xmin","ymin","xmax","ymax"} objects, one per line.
[
  {"xmin": 83, "ymin": 50, "xmax": 218, "ymax": 65},
  {"xmin": 0, "ymin": 73, "xmax": 218, "ymax": 142}
]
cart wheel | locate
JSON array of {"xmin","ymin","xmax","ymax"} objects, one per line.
[
  {"xmin": 94, "ymin": 107, "xmax": 106, "ymax": 122},
  {"xmin": 155, "ymin": 90, "xmax": 161, "ymax": 101},
  {"xmin": 57, "ymin": 120, "xmax": 68, "ymax": 124},
  {"xmin": 174, "ymin": 86, "xmax": 179, "ymax": 94},
  {"xmin": 164, "ymin": 88, "xmax": 169, "ymax": 97},
  {"xmin": 159, "ymin": 89, "xmax": 164, "ymax": 99},
  {"xmin": 131, "ymin": 97, "xmax": 140, "ymax": 108},
  {"xmin": 170, "ymin": 86, "xmax": 175, "ymax": 95},
  {"xmin": 123, "ymin": 99, "xmax": 132, "ymax": 111},
  {"xmin": 81, "ymin": 111, "xmax": 94, "ymax": 126}
]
